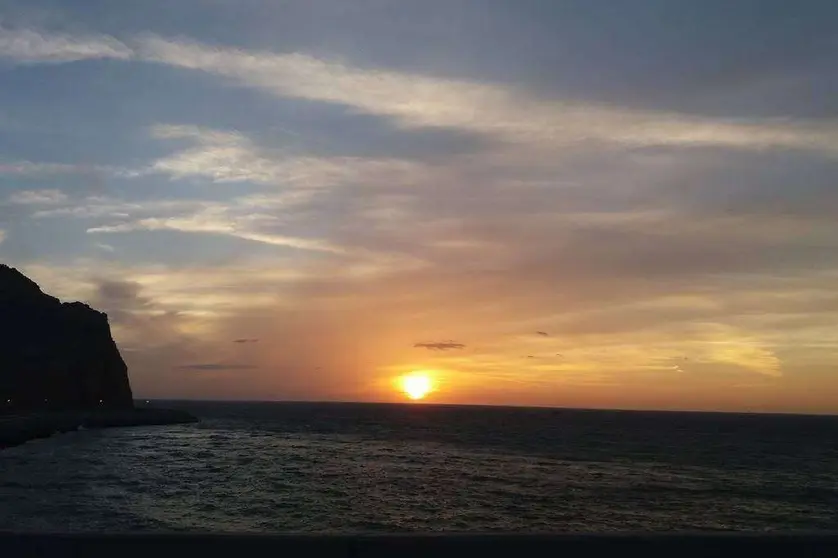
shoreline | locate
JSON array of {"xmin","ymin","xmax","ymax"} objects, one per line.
[{"xmin": 0, "ymin": 408, "xmax": 198, "ymax": 450}]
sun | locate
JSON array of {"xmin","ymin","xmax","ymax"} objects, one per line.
[{"xmin": 398, "ymin": 372, "xmax": 434, "ymax": 401}]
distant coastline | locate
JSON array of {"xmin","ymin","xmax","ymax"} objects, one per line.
[{"xmin": 0, "ymin": 407, "xmax": 198, "ymax": 450}]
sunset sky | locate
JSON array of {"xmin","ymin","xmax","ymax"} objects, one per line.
[{"xmin": 1, "ymin": 1, "xmax": 837, "ymax": 413}]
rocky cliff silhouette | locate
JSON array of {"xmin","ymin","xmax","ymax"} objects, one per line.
[{"xmin": 0, "ymin": 264, "xmax": 134, "ymax": 412}]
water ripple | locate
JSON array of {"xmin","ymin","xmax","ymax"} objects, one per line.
[{"xmin": 2, "ymin": 403, "xmax": 838, "ymax": 533}]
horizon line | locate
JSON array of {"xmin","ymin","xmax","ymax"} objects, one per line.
[{"xmin": 134, "ymin": 398, "xmax": 838, "ymax": 418}]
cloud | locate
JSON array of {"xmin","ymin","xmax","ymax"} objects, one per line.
[
  {"xmin": 95, "ymin": 278, "xmax": 147, "ymax": 306},
  {"xmin": 414, "ymin": 341, "xmax": 466, "ymax": 351},
  {"xmin": 23, "ymin": 262, "xmax": 311, "ymax": 317},
  {"xmin": 0, "ymin": 161, "xmax": 106, "ymax": 177},
  {"xmin": 0, "ymin": 229, "xmax": 5, "ymax": 245},
  {"xmin": 146, "ymin": 124, "xmax": 425, "ymax": 188},
  {"xmin": 0, "ymin": 26, "xmax": 132, "ymax": 63},
  {"xmin": 536, "ymin": 331, "xmax": 549, "ymax": 336},
  {"xmin": 19, "ymin": 250, "xmax": 830, "ymax": 408},
  {"xmin": 89, "ymin": 278, "xmax": 155, "ymax": 325},
  {"xmin": 25, "ymin": 182, "xmax": 336, "ymax": 256},
  {"xmin": 147, "ymin": 125, "xmax": 293, "ymax": 185},
  {"xmin": 233, "ymin": 338, "xmax": 259, "ymax": 344},
  {"xmin": 0, "ymin": 162, "xmax": 123, "ymax": 204},
  {"xmin": 86, "ymin": 209, "xmax": 341, "ymax": 253},
  {"xmin": 48, "ymin": 124, "xmax": 420, "ymax": 254},
  {"xmin": 3, "ymin": 23, "xmax": 837, "ymax": 409},
  {"xmin": 2, "ymin": 27, "xmax": 836, "ymax": 156},
  {"xmin": 7, "ymin": 189, "xmax": 68, "ymax": 205},
  {"xmin": 176, "ymin": 363, "xmax": 258, "ymax": 371},
  {"xmin": 135, "ymin": 35, "xmax": 838, "ymax": 156},
  {"xmin": 33, "ymin": 197, "xmax": 208, "ymax": 220},
  {"xmin": 15, "ymin": 125, "xmax": 831, "ymax": 398}
]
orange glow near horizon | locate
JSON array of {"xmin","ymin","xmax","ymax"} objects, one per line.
[{"xmin": 398, "ymin": 372, "xmax": 434, "ymax": 401}]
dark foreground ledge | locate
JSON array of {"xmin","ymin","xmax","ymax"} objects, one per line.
[
  {"xmin": 1, "ymin": 533, "xmax": 838, "ymax": 558},
  {"xmin": 0, "ymin": 408, "xmax": 198, "ymax": 449}
]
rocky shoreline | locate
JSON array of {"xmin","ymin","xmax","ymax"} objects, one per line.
[{"xmin": 0, "ymin": 408, "xmax": 198, "ymax": 449}]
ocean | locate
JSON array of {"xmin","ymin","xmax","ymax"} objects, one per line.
[{"xmin": 1, "ymin": 402, "xmax": 837, "ymax": 533}]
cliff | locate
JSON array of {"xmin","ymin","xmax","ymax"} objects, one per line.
[{"xmin": 0, "ymin": 264, "xmax": 134, "ymax": 412}]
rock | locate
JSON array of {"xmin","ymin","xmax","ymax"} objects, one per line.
[
  {"xmin": 0, "ymin": 264, "xmax": 134, "ymax": 412},
  {"xmin": 0, "ymin": 264, "xmax": 199, "ymax": 449}
]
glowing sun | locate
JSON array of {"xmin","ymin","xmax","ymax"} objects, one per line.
[{"xmin": 399, "ymin": 372, "xmax": 434, "ymax": 400}]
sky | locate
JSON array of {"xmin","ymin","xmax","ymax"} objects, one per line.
[{"xmin": 1, "ymin": 0, "xmax": 837, "ymax": 413}]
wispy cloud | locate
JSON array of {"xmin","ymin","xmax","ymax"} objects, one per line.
[
  {"xmin": 32, "ymin": 197, "xmax": 208, "ymax": 219},
  {"xmin": 7, "ymin": 189, "xmax": 68, "ymax": 205},
  {"xmin": 0, "ymin": 229, "xmax": 5, "ymax": 245},
  {"xmin": 136, "ymin": 35, "xmax": 838, "ymax": 156},
  {"xmin": 86, "ymin": 207, "xmax": 341, "ymax": 253},
  {"xmin": 0, "ymin": 26, "xmax": 131, "ymax": 63},
  {"xmin": 41, "ymin": 123, "xmax": 430, "ymax": 254},
  {"xmin": 20, "ymin": 180, "xmax": 337, "ymax": 253},
  {"xmin": 0, "ymin": 161, "xmax": 108, "ymax": 176},
  {"xmin": 147, "ymin": 124, "xmax": 424, "ymax": 188},
  {"xmin": 5, "ymin": 26, "xmax": 835, "ymax": 155}
]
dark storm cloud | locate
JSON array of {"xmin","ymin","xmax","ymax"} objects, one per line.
[
  {"xmin": 176, "ymin": 363, "xmax": 258, "ymax": 371},
  {"xmin": 414, "ymin": 341, "xmax": 466, "ymax": 351}
]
